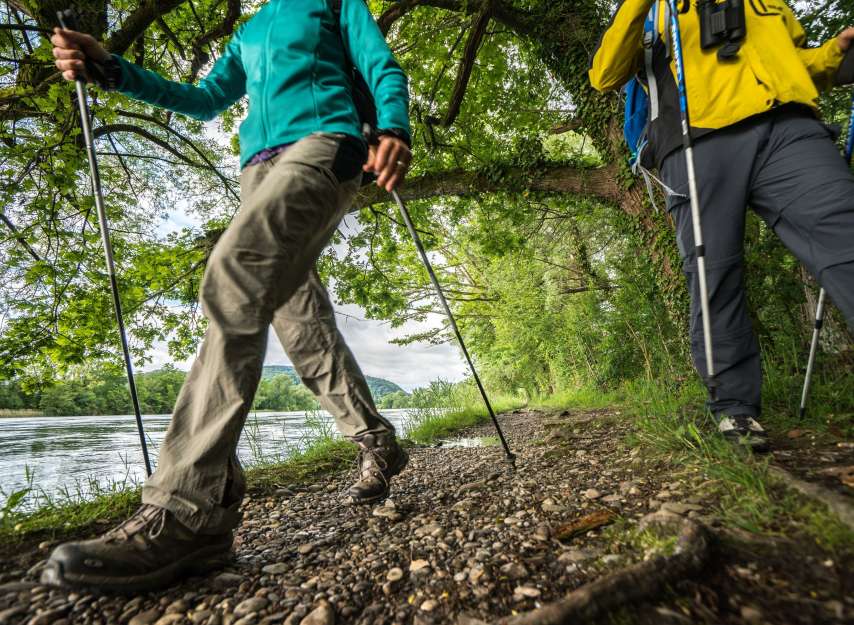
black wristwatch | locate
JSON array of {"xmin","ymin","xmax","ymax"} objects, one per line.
[
  {"xmin": 86, "ymin": 55, "xmax": 123, "ymax": 91},
  {"xmin": 376, "ymin": 128, "xmax": 411, "ymax": 149}
]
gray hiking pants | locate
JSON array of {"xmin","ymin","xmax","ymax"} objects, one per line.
[
  {"xmin": 660, "ymin": 106, "xmax": 854, "ymax": 419},
  {"xmin": 142, "ymin": 133, "xmax": 394, "ymax": 533}
]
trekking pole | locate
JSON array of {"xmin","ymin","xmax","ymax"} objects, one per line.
[
  {"xmin": 666, "ymin": 0, "xmax": 718, "ymax": 400},
  {"xmin": 798, "ymin": 90, "xmax": 854, "ymax": 418},
  {"xmin": 390, "ymin": 189, "xmax": 516, "ymax": 465},
  {"xmin": 57, "ymin": 9, "xmax": 152, "ymax": 477}
]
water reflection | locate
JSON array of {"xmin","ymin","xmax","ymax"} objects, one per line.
[{"xmin": 0, "ymin": 409, "xmax": 414, "ymax": 510}]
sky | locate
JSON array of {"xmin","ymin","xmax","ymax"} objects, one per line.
[
  {"xmin": 143, "ymin": 304, "xmax": 469, "ymax": 392},
  {"xmin": 143, "ymin": 210, "xmax": 470, "ymax": 392}
]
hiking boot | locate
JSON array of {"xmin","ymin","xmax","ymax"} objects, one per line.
[
  {"xmin": 716, "ymin": 415, "xmax": 770, "ymax": 453},
  {"xmin": 40, "ymin": 504, "xmax": 233, "ymax": 593},
  {"xmin": 348, "ymin": 432, "xmax": 409, "ymax": 504}
]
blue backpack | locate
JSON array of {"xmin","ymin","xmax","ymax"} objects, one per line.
[
  {"xmin": 623, "ymin": 78, "xmax": 650, "ymax": 168},
  {"xmin": 623, "ymin": 1, "xmax": 667, "ymax": 170}
]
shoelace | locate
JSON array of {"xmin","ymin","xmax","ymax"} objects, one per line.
[
  {"xmin": 354, "ymin": 446, "xmax": 390, "ymax": 487},
  {"xmin": 106, "ymin": 505, "xmax": 168, "ymax": 543}
]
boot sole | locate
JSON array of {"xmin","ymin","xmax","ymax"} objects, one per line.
[
  {"xmin": 350, "ymin": 447, "xmax": 410, "ymax": 505},
  {"xmin": 40, "ymin": 540, "xmax": 233, "ymax": 594}
]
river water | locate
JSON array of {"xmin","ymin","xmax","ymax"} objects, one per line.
[{"xmin": 0, "ymin": 409, "xmax": 417, "ymax": 511}]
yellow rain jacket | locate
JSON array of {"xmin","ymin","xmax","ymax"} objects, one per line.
[{"xmin": 589, "ymin": 0, "xmax": 845, "ymax": 168}]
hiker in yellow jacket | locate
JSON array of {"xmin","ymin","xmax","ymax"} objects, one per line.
[{"xmin": 590, "ymin": 0, "xmax": 854, "ymax": 450}]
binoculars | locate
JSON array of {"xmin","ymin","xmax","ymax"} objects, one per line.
[{"xmin": 698, "ymin": 0, "xmax": 747, "ymax": 60}]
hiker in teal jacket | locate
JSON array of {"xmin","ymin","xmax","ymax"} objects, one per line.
[{"xmin": 46, "ymin": 0, "xmax": 412, "ymax": 592}]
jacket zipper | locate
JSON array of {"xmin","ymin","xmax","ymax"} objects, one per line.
[{"xmin": 261, "ymin": 0, "xmax": 278, "ymax": 143}]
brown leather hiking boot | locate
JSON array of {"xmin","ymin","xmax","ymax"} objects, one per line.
[
  {"xmin": 348, "ymin": 432, "xmax": 409, "ymax": 504},
  {"xmin": 40, "ymin": 504, "xmax": 233, "ymax": 593}
]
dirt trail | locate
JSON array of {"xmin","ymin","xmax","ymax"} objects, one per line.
[{"xmin": 0, "ymin": 409, "xmax": 851, "ymax": 625}]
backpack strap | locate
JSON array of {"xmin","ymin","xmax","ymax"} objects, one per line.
[{"xmin": 643, "ymin": 1, "xmax": 662, "ymax": 122}]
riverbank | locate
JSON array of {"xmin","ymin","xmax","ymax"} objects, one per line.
[
  {"xmin": 0, "ymin": 402, "xmax": 522, "ymax": 548},
  {"xmin": 0, "ymin": 410, "xmax": 43, "ymax": 418},
  {"xmin": 0, "ymin": 393, "xmax": 851, "ymax": 624}
]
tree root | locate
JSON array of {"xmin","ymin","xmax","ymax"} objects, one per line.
[
  {"xmin": 768, "ymin": 465, "xmax": 854, "ymax": 531},
  {"xmin": 493, "ymin": 519, "xmax": 710, "ymax": 625}
]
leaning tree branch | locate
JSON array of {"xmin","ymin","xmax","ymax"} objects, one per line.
[
  {"xmin": 0, "ymin": 23, "xmax": 50, "ymax": 34},
  {"xmin": 186, "ymin": 0, "xmax": 241, "ymax": 81},
  {"xmin": 550, "ymin": 119, "xmax": 584, "ymax": 134},
  {"xmin": 377, "ymin": 0, "xmax": 422, "ymax": 35},
  {"xmin": 115, "ymin": 109, "xmax": 240, "ymax": 201},
  {"xmin": 414, "ymin": 0, "xmax": 535, "ymax": 36},
  {"xmin": 354, "ymin": 162, "xmax": 623, "ymax": 209},
  {"xmin": 156, "ymin": 16, "xmax": 187, "ymax": 59},
  {"xmin": 0, "ymin": 212, "xmax": 41, "ymax": 261},
  {"xmin": 443, "ymin": 7, "xmax": 491, "ymax": 127},
  {"xmin": 92, "ymin": 123, "xmax": 206, "ymax": 170},
  {"xmin": 105, "ymin": 0, "xmax": 190, "ymax": 55}
]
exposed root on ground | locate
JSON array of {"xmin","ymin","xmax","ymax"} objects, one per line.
[
  {"xmin": 769, "ymin": 465, "xmax": 854, "ymax": 530},
  {"xmin": 494, "ymin": 519, "xmax": 710, "ymax": 625}
]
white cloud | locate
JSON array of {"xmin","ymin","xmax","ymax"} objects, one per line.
[{"xmin": 143, "ymin": 304, "xmax": 468, "ymax": 391}]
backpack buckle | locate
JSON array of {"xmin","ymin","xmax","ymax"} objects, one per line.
[{"xmin": 643, "ymin": 30, "xmax": 655, "ymax": 48}]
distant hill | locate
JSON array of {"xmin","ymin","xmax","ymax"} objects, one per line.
[{"xmin": 261, "ymin": 365, "xmax": 405, "ymax": 398}]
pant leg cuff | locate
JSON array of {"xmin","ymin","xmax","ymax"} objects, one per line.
[
  {"xmin": 142, "ymin": 485, "xmax": 241, "ymax": 535},
  {"xmin": 348, "ymin": 424, "xmax": 397, "ymax": 442}
]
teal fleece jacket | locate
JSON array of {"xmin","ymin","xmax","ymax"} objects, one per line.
[{"xmin": 113, "ymin": 0, "xmax": 410, "ymax": 168}]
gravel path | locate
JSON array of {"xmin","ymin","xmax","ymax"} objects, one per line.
[{"xmin": 0, "ymin": 408, "xmax": 850, "ymax": 625}]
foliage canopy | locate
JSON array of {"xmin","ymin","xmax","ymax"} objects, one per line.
[{"xmin": 1, "ymin": 0, "xmax": 852, "ymax": 407}]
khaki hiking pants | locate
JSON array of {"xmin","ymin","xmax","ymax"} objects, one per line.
[{"xmin": 142, "ymin": 133, "xmax": 394, "ymax": 533}]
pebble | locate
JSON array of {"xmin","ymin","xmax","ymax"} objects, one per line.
[
  {"xmin": 499, "ymin": 562, "xmax": 528, "ymax": 580},
  {"xmin": 165, "ymin": 599, "xmax": 189, "ymax": 614},
  {"xmin": 372, "ymin": 501, "xmax": 403, "ymax": 521},
  {"xmin": 23, "ymin": 606, "xmax": 72, "ymax": 625},
  {"xmin": 643, "ymin": 507, "xmax": 685, "ymax": 528},
  {"xmin": 420, "ymin": 599, "xmax": 438, "ymax": 612},
  {"xmin": 660, "ymin": 502, "xmax": 703, "ymax": 515},
  {"xmin": 153, "ymin": 614, "xmax": 184, "ymax": 625},
  {"xmin": 0, "ymin": 606, "xmax": 27, "ymax": 624},
  {"xmin": 740, "ymin": 606, "xmax": 762, "ymax": 624},
  {"xmin": 212, "ymin": 573, "xmax": 243, "ymax": 589},
  {"xmin": 513, "ymin": 586, "xmax": 541, "ymax": 598},
  {"xmin": 386, "ymin": 568, "xmax": 404, "ymax": 582},
  {"xmin": 409, "ymin": 559, "xmax": 430, "ymax": 573},
  {"xmin": 262, "ymin": 563, "xmax": 288, "ymax": 575},
  {"xmin": 583, "ymin": 489, "xmax": 602, "ymax": 500},
  {"xmin": 558, "ymin": 549, "xmax": 596, "ymax": 563},
  {"xmin": 298, "ymin": 543, "xmax": 315, "ymax": 555},
  {"xmin": 541, "ymin": 502, "xmax": 566, "ymax": 513},
  {"xmin": 235, "ymin": 598, "xmax": 269, "ymax": 618},
  {"xmin": 129, "ymin": 608, "xmax": 163, "ymax": 625},
  {"xmin": 299, "ymin": 601, "xmax": 334, "ymax": 625}
]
